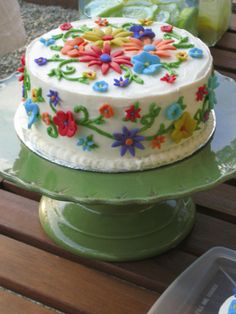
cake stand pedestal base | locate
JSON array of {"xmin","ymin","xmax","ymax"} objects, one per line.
[{"xmin": 39, "ymin": 196, "xmax": 195, "ymax": 261}]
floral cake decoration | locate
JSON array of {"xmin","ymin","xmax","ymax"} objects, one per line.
[
  {"xmin": 17, "ymin": 18, "xmax": 219, "ymax": 158},
  {"xmin": 31, "ymin": 18, "xmax": 203, "ymax": 90}
]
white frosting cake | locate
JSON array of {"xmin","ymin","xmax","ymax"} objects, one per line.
[{"xmin": 15, "ymin": 17, "xmax": 218, "ymax": 172}]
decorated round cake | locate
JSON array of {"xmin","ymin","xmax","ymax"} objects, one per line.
[{"xmin": 15, "ymin": 17, "xmax": 218, "ymax": 172}]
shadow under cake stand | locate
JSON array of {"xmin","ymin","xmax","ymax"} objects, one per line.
[{"xmin": 0, "ymin": 72, "xmax": 236, "ymax": 262}]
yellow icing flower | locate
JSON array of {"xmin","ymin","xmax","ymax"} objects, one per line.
[
  {"xmin": 176, "ymin": 51, "xmax": 188, "ymax": 61},
  {"xmin": 32, "ymin": 88, "xmax": 37, "ymax": 102},
  {"xmin": 139, "ymin": 18, "xmax": 154, "ymax": 26},
  {"xmin": 82, "ymin": 71, "xmax": 97, "ymax": 80},
  {"xmin": 82, "ymin": 27, "xmax": 133, "ymax": 47},
  {"xmin": 171, "ymin": 112, "xmax": 197, "ymax": 143}
]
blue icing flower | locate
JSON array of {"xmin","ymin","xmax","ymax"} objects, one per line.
[
  {"xmin": 165, "ymin": 102, "xmax": 183, "ymax": 120},
  {"xmin": 93, "ymin": 81, "xmax": 109, "ymax": 93},
  {"xmin": 23, "ymin": 99, "xmax": 39, "ymax": 129},
  {"xmin": 112, "ymin": 126, "xmax": 145, "ymax": 157},
  {"xmin": 189, "ymin": 48, "xmax": 203, "ymax": 58},
  {"xmin": 39, "ymin": 37, "xmax": 56, "ymax": 47},
  {"xmin": 132, "ymin": 51, "xmax": 162, "ymax": 75},
  {"xmin": 113, "ymin": 77, "xmax": 129, "ymax": 88},
  {"xmin": 77, "ymin": 136, "xmax": 96, "ymax": 151},
  {"xmin": 208, "ymin": 74, "xmax": 219, "ymax": 109},
  {"xmin": 143, "ymin": 44, "xmax": 156, "ymax": 52},
  {"xmin": 129, "ymin": 25, "xmax": 155, "ymax": 40}
]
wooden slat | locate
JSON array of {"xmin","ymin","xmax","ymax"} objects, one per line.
[
  {"xmin": 216, "ymin": 32, "xmax": 236, "ymax": 51},
  {"xmin": 0, "ymin": 235, "xmax": 158, "ymax": 314},
  {"xmin": 0, "ymin": 188, "xmax": 196, "ymax": 293},
  {"xmin": 193, "ymin": 183, "xmax": 236, "ymax": 223},
  {"xmin": 0, "ymin": 288, "xmax": 56, "ymax": 314},
  {"xmin": 211, "ymin": 47, "xmax": 236, "ymax": 72},
  {"xmin": 230, "ymin": 13, "xmax": 236, "ymax": 31},
  {"xmin": 2, "ymin": 180, "xmax": 41, "ymax": 202},
  {"xmin": 182, "ymin": 212, "xmax": 236, "ymax": 256}
]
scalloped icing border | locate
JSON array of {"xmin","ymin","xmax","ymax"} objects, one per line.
[{"xmin": 14, "ymin": 104, "xmax": 216, "ymax": 173}]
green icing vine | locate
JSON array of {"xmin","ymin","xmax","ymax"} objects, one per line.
[
  {"xmin": 73, "ymin": 105, "xmax": 114, "ymax": 139},
  {"xmin": 47, "ymin": 58, "xmax": 89, "ymax": 84},
  {"xmin": 23, "ymin": 67, "xmax": 31, "ymax": 99},
  {"xmin": 62, "ymin": 26, "xmax": 92, "ymax": 41},
  {"xmin": 121, "ymin": 65, "xmax": 144, "ymax": 85},
  {"xmin": 161, "ymin": 60, "xmax": 182, "ymax": 76},
  {"xmin": 164, "ymin": 32, "xmax": 194, "ymax": 49},
  {"xmin": 140, "ymin": 103, "xmax": 161, "ymax": 133},
  {"xmin": 50, "ymin": 45, "xmax": 64, "ymax": 51}
]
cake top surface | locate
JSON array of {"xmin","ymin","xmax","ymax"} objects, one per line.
[{"xmin": 27, "ymin": 17, "xmax": 212, "ymax": 99}]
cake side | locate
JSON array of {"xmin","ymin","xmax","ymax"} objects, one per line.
[{"xmin": 16, "ymin": 18, "xmax": 218, "ymax": 172}]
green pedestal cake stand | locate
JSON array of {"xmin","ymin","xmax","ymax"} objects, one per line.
[{"xmin": 1, "ymin": 73, "xmax": 236, "ymax": 262}]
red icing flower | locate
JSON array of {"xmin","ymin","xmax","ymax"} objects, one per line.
[
  {"xmin": 151, "ymin": 135, "xmax": 165, "ymax": 149},
  {"xmin": 160, "ymin": 73, "xmax": 177, "ymax": 84},
  {"xmin": 61, "ymin": 37, "xmax": 87, "ymax": 57},
  {"xmin": 99, "ymin": 104, "xmax": 114, "ymax": 118},
  {"xmin": 79, "ymin": 43, "xmax": 132, "ymax": 75},
  {"xmin": 60, "ymin": 22, "xmax": 73, "ymax": 31},
  {"xmin": 196, "ymin": 85, "xmax": 208, "ymax": 101},
  {"xmin": 17, "ymin": 54, "xmax": 25, "ymax": 82},
  {"xmin": 95, "ymin": 17, "xmax": 109, "ymax": 27},
  {"xmin": 161, "ymin": 25, "xmax": 173, "ymax": 33},
  {"xmin": 53, "ymin": 111, "xmax": 77, "ymax": 137},
  {"xmin": 125, "ymin": 104, "xmax": 141, "ymax": 122}
]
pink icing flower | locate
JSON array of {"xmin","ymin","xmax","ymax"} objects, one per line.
[
  {"xmin": 79, "ymin": 43, "xmax": 132, "ymax": 75},
  {"xmin": 161, "ymin": 25, "xmax": 173, "ymax": 33},
  {"xmin": 60, "ymin": 22, "xmax": 73, "ymax": 31}
]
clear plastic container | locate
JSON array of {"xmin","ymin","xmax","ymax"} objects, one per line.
[
  {"xmin": 148, "ymin": 247, "xmax": 236, "ymax": 314},
  {"xmin": 79, "ymin": 0, "xmax": 232, "ymax": 46}
]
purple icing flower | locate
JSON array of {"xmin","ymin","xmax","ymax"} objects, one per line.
[
  {"xmin": 47, "ymin": 90, "xmax": 61, "ymax": 106},
  {"xmin": 114, "ymin": 77, "xmax": 129, "ymax": 88},
  {"xmin": 129, "ymin": 25, "xmax": 155, "ymax": 40},
  {"xmin": 34, "ymin": 57, "xmax": 48, "ymax": 66},
  {"xmin": 112, "ymin": 127, "xmax": 145, "ymax": 157}
]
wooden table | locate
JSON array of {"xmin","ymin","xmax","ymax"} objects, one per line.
[{"xmin": 1, "ymin": 16, "xmax": 236, "ymax": 314}]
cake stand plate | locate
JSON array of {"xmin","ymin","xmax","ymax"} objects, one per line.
[{"xmin": 0, "ymin": 72, "xmax": 236, "ymax": 261}]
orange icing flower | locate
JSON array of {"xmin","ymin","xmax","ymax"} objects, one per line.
[
  {"xmin": 61, "ymin": 37, "xmax": 87, "ymax": 57},
  {"xmin": 151, "ymin": 135, "xmax": 165, "ymax": 149},
  {"xmin": 95, "ymin": 17, "xmax": 109, "ymax": 27},
  {"xmin": 171, "ymin": 112, "xmax": 197, "ymax": 143},
  {"xmin": 42, "ymin": 112, "xmax": 51, "ymax": 125},
  {"xmin": 176, "ymin": 51, "xmax": 188, "ymax": 61},
  {"xmin": 123, "ymin": 38, "xmax": 176, "ymax": 58},
  {"xmin": 99, "ymin": 104, "xmax": 114, "ymax": 118}
]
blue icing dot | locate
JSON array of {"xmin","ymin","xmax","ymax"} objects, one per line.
[
  {"xmin": 100, "ymin": 53, "xmax": 111, "ymax": 63},
  {"xmin": 143, "ymin": 44, "xmax": 156, "ymax": 52}
]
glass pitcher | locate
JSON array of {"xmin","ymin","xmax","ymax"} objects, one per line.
[{"xmin": 79, "ymin": 0, "xmax": 232, "ymax": 46}]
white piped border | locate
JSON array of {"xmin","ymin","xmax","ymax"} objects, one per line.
[{"xmin": 14, "ymin": 104, "xmax": 216, "ymax": 173}]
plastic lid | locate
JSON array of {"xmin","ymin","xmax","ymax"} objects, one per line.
[{"xmin": 148, "ymin": 247, "xmax": 236, "ymax": 314}]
